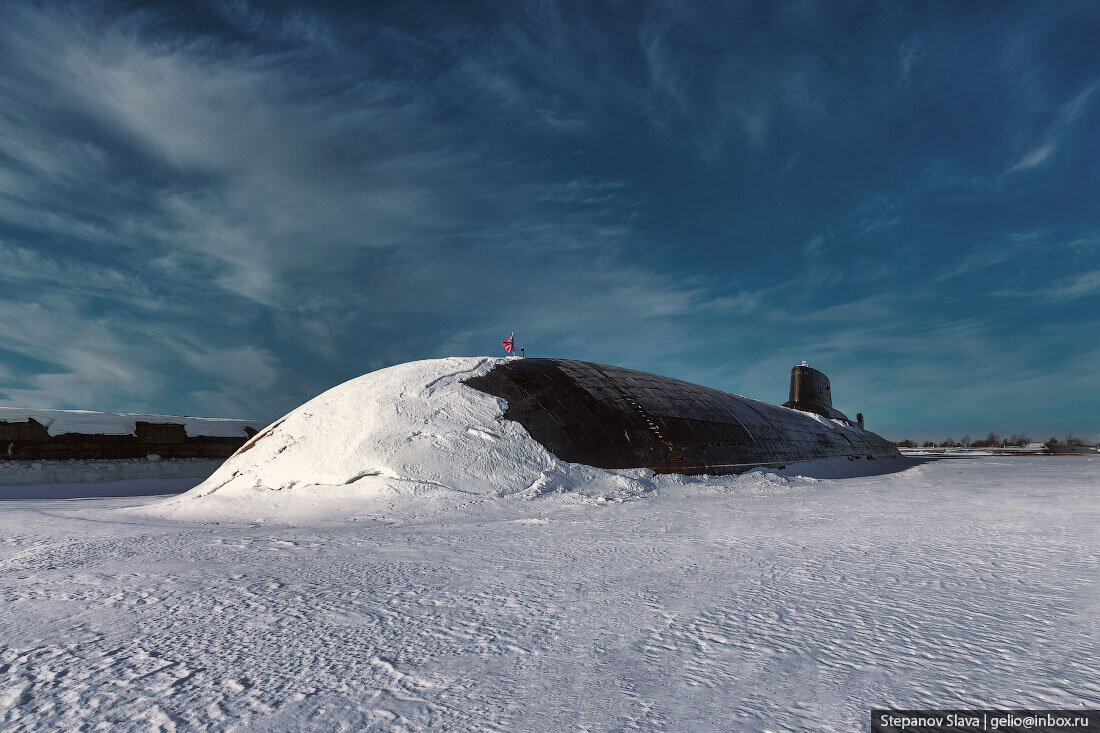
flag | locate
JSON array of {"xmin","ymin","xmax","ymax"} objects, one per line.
[{"xmin": 502, "ymin": 333, "xmax": 515, "ymax": 353}]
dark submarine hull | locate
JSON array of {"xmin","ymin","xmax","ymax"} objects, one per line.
[{"xmin": 464, "ymin": 358, "xmax": 899, "ymax": 475}]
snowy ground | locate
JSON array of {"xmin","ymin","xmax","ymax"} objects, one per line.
[
  {"xmin": 2, "ymin": 455, "xmax": 1097, "ymax": 731},
  {"xmin": 0, "ymin": 458, "xmax": 223, "ymax": 498}
]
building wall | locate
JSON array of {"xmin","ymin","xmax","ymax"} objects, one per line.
[{"xmin": 1, "ymin": 418, "xmax": 255, "ymax": 460}]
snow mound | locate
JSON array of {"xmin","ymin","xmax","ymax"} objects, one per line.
[{"xmin": 145, "ymin": 357, "xmax": 661, "ymax": 522}]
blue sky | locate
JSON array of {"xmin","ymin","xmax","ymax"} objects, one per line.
[{"xmin": 0, "ymin": 1, "xmax": 1097, "ymax": 442}]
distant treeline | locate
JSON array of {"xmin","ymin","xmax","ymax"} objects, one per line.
[{"xmin": 893, "ymin": 433, "xmax": 1093, "ymax": 449}]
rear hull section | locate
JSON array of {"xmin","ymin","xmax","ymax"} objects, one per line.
[{"xmin": 465, "ymin": 358, "xmax": 899, "ymax": 475}]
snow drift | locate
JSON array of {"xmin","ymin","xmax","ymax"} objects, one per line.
[{"xmin": 147, "ymin": 357, "xmax": 662, "ymax": 521}]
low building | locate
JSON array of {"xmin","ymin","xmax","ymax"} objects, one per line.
[{"xmin": 0, "ymin": 407, "xmax": 265, "ymax": 460}]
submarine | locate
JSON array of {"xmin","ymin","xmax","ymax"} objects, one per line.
[{"xmin": 465, "ymin": 358, "xmax": 899, "ymax": 474}]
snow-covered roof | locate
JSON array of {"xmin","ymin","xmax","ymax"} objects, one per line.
[{"xmin": 0, "ymin": 407, "xmax": 266, "ymax": 438}]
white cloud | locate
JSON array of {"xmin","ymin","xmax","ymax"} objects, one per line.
[
  {"xmin": 0, "ymin": 3, "xmax": 772, "ymax": 415},
  {"xmin": 1007, "ymin": 142, "xmax": 1055, "ymax": 172},
  {"xmin": 1005, "ymin": 82, "xmax": 1097, "ymax": 176},
  {"xmin": 0, "ymin": 1, "xmax": 1094, "ymax": 435},
  {"xmin": 1050, "ymin": 270, "xmax": 1100, "ymax": 299},
  {"xmin": 897, "ymin": 38, "xmax": 928, "ymax": 86}
]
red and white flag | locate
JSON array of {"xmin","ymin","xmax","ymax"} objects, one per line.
[{"xmin": 502, "ymin": 333, "xmax": 515, "ymax": 353}]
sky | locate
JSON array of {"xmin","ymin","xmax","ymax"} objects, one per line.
[{"xmin": 0, "ymin": 0, "xmax": 1097, "ymax": 442}]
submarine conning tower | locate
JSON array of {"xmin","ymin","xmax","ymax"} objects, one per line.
[
  {"xmin": 787, "ymin": 363, "xmax": 831, "ymax": 411},
  {"xmin": 781, "ymin": 362, "xmax": 849, "ymax": 421},
  {"xmin": 463, "ymin": 357, "xmax": 898, "ymax": 475}
]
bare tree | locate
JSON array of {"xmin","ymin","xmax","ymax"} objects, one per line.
[{"xmin": 972, "ymin": 432, "xmax": 1001, "ymax": 448}]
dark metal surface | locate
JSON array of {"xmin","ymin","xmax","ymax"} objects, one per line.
[
  {"xmin": 465, "ymin": 358, "xmax": 899, "ymax": 475},
  {"xmin": 783, "ymin": 364, "xmax": 849, "ymax": 420}
]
